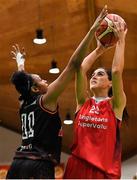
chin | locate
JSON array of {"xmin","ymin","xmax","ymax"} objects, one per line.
[
  {"xmin": 40, "ymin": 89, "xmax": 47, "ymax": 94},
  {"xmin": 90, "ymin": 85, "xmax": 98, "ymax": 90},
  {"xmin": 43, "ymin": 90, "xmax": 47, "ymax": 94}
]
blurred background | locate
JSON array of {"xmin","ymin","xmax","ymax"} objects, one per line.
[{"xmin": 0, "ymin": 0, "xmax": 137, "ymax": 178}]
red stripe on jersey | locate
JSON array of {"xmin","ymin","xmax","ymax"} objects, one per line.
[{"xmin": 39, "ymin": 95, "xmax": 58, "ymax": 114}]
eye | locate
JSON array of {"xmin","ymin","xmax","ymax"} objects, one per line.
[
  {"xmin": 38, "ymin": 77, "xmax": 42, "ymax": 82},
  {"xmin": 97, "ymin": 71, "xmax": 105, "ymax": 76},
  {"xmin": 91, "ymin": 73, "xmax": 95, "ymax": 78}
]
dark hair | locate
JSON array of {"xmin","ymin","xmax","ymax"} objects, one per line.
[
  {"xmin": 91, "ymin": 67, "xmax": 113, "ymax": 96},
  {"xmin": 95, "ymin": 67, "xmax": 129, "ymax": 121},
  {"xmin": 105, "ymin": 69, "xmax": 112, "ymax": 97},
  {"xmin": 10, "ymin": 71, "xmax": 35, "ymax": 103}
]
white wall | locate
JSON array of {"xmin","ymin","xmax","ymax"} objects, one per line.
[
  {"xmin": 0, "ymin": 126, "xmax": 137, "ymax": 179},
  {"xmin": 121, "ymin": 155, "xmax": 137, "ymax": 179},
  {"xmin": 0, "ymin": 126, "xmax": 21, "ymax": 164},
  {"xmin": 0, "ymin": 126, "xmax": 69, "ymax": 165}
]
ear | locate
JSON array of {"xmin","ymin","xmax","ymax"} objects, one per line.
[
  {"xmin": 109, "ymin": 81, "xmax": 112, "ymax": 88},
  {"xmin": 31, "ymin": 85, "xmax": 39, "ymax": 93}
]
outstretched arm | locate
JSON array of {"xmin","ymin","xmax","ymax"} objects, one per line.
[
  {"xmin": 66, "ymin": 5, "xmax": 108, "ymax": 69},
  {"xmin": 112, "ymin": 21, "xmax": 127, "ymax": 120},
  {"xmin": 44, "ymin": 6, "xmax": 108, "ymax": 109},
  {"xmin": 11, "ymin": 44, "xmax": 26, "ymax": 71}
]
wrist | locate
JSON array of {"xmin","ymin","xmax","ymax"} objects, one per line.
[
  {"xmin": 96, "ymin": 46, "xmax": 105, "ymax": 55},
  {"xmin": 90, "ymin": 22, "xmax": 100, "ymax": 33},
  {"xmin": 92, "ymin": 23, "xmax": 99, "ymax": 30},
  {"xmin": 17, "ymin": 64, "xmax": 25, "ymax": 71},
  {"xmin": 17, "ymin": 61, "xmax": 24, "ymax": 66},
  {"xmin": 16, "ymin": 52, "xmax": 25, "ymax": 65},
  {"xmin": 117, "ymin": 38, "xmax": 125, "ymax": 46}
]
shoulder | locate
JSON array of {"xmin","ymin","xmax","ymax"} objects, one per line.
[
  {"xmin": 105, "ymin": 97, "xmax": 113, "ymax": 107},
  {"xmin": 106, "ymin": 97, "xmax": 123, "ymax": 121},
  {"xmin": 38, "ymin": 95, "xmax": 58, "ymax": 114},
  {"xmin": 76, "ymin": 97, "xmax": 92, "ymax": 113}
]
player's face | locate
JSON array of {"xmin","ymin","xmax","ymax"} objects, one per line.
[
  {"xmin": 31, "ymin": 74, "xmax": 48, "ymax": 94},
  {"xmin": 90, "ymin": 68, "xmax": 111, "ymax": 91}
]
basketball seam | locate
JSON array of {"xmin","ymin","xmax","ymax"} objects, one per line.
[{"xmin": 97, "ymin": 26, "xmax": 113, "ymax": 40}]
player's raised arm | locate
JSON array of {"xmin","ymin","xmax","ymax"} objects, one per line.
[
  {"xmin": 112, "ymin": 20, "xmax": 127, "ymax": 120},
  {"xmin": 43, "ymin": 6, "xmax": 108, "ymax": 108}
]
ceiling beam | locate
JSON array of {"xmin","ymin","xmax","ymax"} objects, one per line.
[
  {"xmin": 86, "ymin": 0, "xmax": 102, "ymax": 67},
  {"xmin": 87, "ymin": 0, "xmax": 96, "ymax": 50}
]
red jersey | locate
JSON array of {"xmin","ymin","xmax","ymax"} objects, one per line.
[{"xmin": 71, "ymin": 97, "xmax": 122, "ymax": 177}]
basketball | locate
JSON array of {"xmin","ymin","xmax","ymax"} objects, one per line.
[{"xmin": 95, "ymin": 14, "xmax": 126, "ymax": 47}]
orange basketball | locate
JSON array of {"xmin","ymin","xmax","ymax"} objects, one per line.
[{"xmin": 95, "ymin": 14, "xmax": 126, "ymax": 47}]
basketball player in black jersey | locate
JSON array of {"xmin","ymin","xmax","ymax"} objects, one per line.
[{"xmin": 6, "ymin": 6, "xmax": 108, "ymax": 179}]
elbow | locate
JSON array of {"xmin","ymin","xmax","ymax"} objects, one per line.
[
  {"xmin": 112, "ymin": 66, "xmax": 123, "ymax": 75},
  {"xmin": 66, "ymin": 60, "xmax": 79, "ymax": 72},
  {"xmin": 81, "ymin": 64, "xmax": 87, "ymax": 74},
  {"xmin": 68, "ymin": 56, "xmax": 82, "ymax": 70}
]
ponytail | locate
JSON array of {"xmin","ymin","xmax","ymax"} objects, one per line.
[{"xmin": 10, "ymin": 71, "xmax": 34, "ymax": 104}]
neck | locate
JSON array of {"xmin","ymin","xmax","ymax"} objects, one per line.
[
  {"xmin": 92, "ymin": 96, "xmax": 109, "ymax": 103},
  {"xmin": 93, "ymin": 93, "xmax": 108, "ymax": 98},
  {"xmin": 92, "ymin": 90, "xmax": 108, "ymax": 102},
  {"xmin": 93, "ymin": 95, "xmax": 108, "ymax": 98}
]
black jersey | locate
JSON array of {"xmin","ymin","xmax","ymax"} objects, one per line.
[{"xmin": 15, "ymin": 95, "xmax": 62, "ymax": 164}]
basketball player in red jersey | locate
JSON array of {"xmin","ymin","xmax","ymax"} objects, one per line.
[
  {"xmin": 64, "ymin": 17, "xmax": 127, "ymax": 178},
  {"xmin": 6, "ymin": 6, "xmax": 108, "ymax": 179}
]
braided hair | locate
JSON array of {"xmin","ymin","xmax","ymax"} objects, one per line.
[{"xmin": 11, "ymin": 71, "xmax": 36, "ymax": 105}]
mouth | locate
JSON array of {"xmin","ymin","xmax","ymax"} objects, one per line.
[{"xmin": 91, "ymin": 80, "xmax": 97, "ymax": 84}]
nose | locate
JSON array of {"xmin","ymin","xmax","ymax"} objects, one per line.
[
  {"xmin": 43, "ymin": 79, "xmax": 47, "ymax": 83},
  {"xmin": 42, "ymin": 79, "xmax": 48, "ymax": 84},
  {"xmin": 92, "ymin": 74, "xmax": 97, "ymax": 80}
]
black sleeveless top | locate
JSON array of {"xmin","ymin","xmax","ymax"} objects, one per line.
[{"xmin": 15, "ymin": 95, "xmax": 62, "ymax": 164}]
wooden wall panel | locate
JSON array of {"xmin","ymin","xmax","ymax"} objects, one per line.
[{"xmin": 0, "ymin": 0, "xmax": 137, "ymax": 160}]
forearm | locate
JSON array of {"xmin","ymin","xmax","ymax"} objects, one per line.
[
  {"xmin": 112, "ymin": 40, "xmax": 126, "ymax": 110},
  {"xmin": 17, "ymin": 64, "xmax": 25, "ymax": 71},
  {"xmin": 66, "ymin": 5, "xmax": 107, "ymax": 70},
  {"xmin": 76, "ymin": 68, "xmax": 87, "ymax": 106},
  {"xmin": 112, "ymin": 20, "xmax": 127, "ymax": 74},
  {"xmin": 112, "ymin": 40, "xmax": 125, "ymax": 73},
  {"xmin": 68, "ymin": 26, "xmax": 98, "ymax": 69},
  {"xmin": 81, "ymin": 46, "xmax": 104, "ymax": 73}
]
